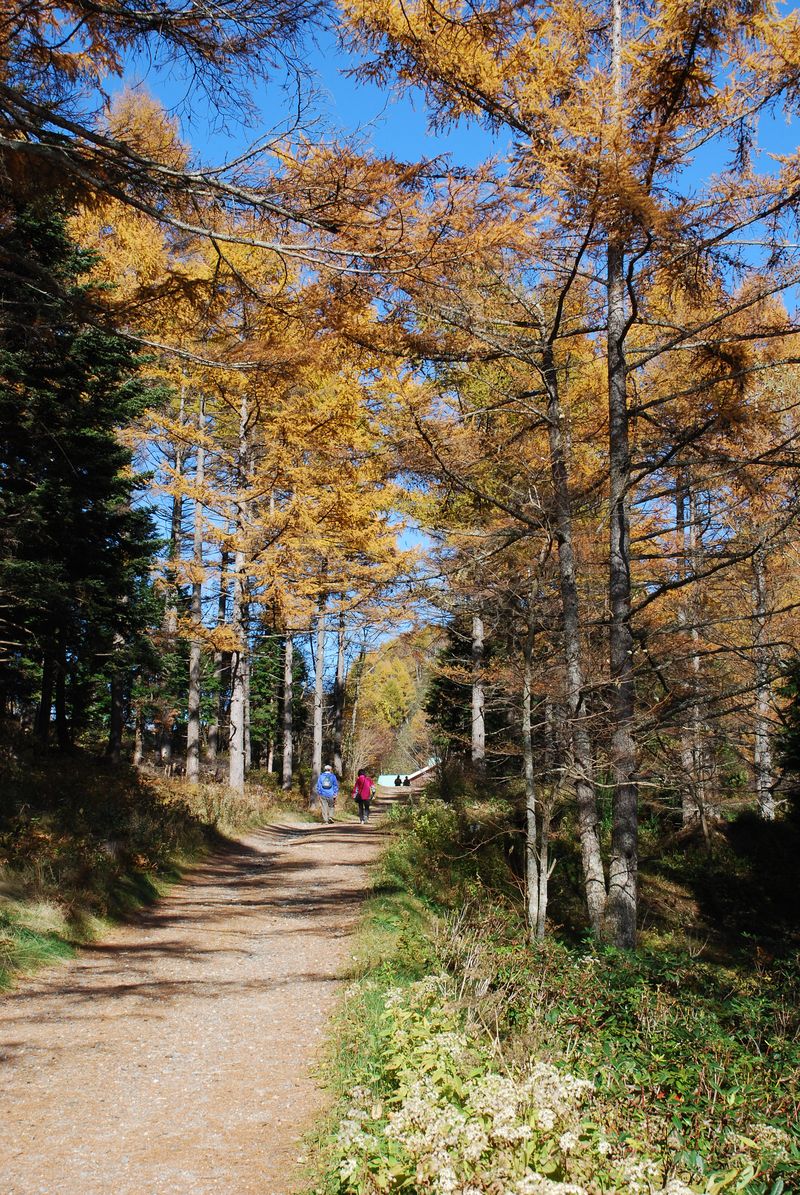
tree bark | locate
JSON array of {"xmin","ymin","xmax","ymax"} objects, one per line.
[
  {"xmin": 605, "ymin": 234, "xmax": 638, "ymax": 950},
  {"xmin": 54, "ymin": 637, "xmax": 70, "ymax": 751},
  {"xmin": 542, "ymin": 348, "xmax": 607, "ymax": 932},
  {"xmin": 311, "ymin": 596, "xmax": 326, "ymax": 789},
  {"xmin": 244, "ymin": 642, "xmax": 252, "ymax": 772},
  {"xmin": 333, "ymin": 603, "xmax": 346, "ymax": 777},
  {"xmin": 346, "ymin": 644, "xmax": 367, "ymax": 775},
  {"xmin": 676, "ymin": 473, "xmax": 707, "ymax": 826},
  {"xmin": 753, "ymin": 546, "xmax": 776, "ymax": 819},
  {"xmin": 471, "ymin": 613, "xmax": 486, "ymax": 767},
  {"xmin": 229, "ymin": 632, "xmax": 246, "ymax": 793},
  {"xmin": 537, "ymin": 800, "xmax": 552, "ymax": 942},
  {"xmin": 229, "ymin": 393, "xmax": 249, "ymax": 794},
  {"xmin": 132, "ymin": 704, "xmax": 145, "ymax": 767},
  {"xmin": 107, "ymin": 670, "xmax": 124, "ymax": 765},
  {"xmin": 186, "ymin": 395, "xmax": 205, "ymax": 784},
  {"xmin": 282, "ymin": 634, "xmax": 294, "ymax": 790},
  {"xmin": 35, "ymin": 654, "xmax": 54, "ymax": 744},
  {"xmin": 165, "ymin": 446, "xmax": 183, "ymax": 637},
  {"xmin": 207, "ymin": 547, "xmax": 229, "ymax": 766},
  {"xmin": 522, "ymin": 621, "xmax": 541, "ymax": 938}
]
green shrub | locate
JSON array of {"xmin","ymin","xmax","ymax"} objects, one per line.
[
  {"xmin": 432, "ymin": 918, "xmax": 800, "ymax": 1194},
  {"xmin": 311, "ymin": 794, "xmax": 799, "ymax": 1195},
  {"xmin": 381, "ymin": 797, "xmax": 519, "ymax": 910}
]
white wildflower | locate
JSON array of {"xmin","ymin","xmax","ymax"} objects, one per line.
[
  {"xmin": 536, "ymin": 1107, "xmax": 556, "ymax": 1131},
  {"xmin": 748, "ymin": 1123, "xmax": 791, "ymax": 1153},
  {"xmin": 338, "ymin": 1156, "xmax": 359, "ymax": 1181},
  {"xmin": 435, "ymin": 1164, "xmax": 460, "ymax": 1194},
  {"xmin": 617, "ymin": 1155, "xmax": 662, "ymax": 1193},
  {"xmin": 466, "ymin": 1073, "xmax": 533, "ymax": 1143},
  {"xmin": 462, "ymin": 1129, "xmax": 490, "ymax": 1163},
  {"xmin": 657, "ymin": 1181, "xmax": 697, "ymax": 1195},
  {"xmin": 514, "ymin": 1173, "xmax": 588, "ymax": 1194},
  {"xmin": 383, "ymin": 985, "xmax": 407, "ymax": 1009},
  {"xmin": 558, "ymin": 1130, "xmax": 579, "ymax": 1153},
  {"xmin": 523, "ymin": 1063, "xmax": 594, "ymax": 1116}
]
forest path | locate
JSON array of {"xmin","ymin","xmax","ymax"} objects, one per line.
[{"xmin": 0, "ymin": 801, "xmax": 391, "ymax": 1195}]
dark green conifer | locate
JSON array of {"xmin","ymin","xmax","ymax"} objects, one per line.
[{"xmin": 0, "ymin": 202, "xmax": 158, "ymax": 747}]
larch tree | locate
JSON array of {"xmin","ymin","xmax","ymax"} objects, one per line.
[{"xmin": 339, "ymin": 0, "xmax": 800, "ymax": 946}]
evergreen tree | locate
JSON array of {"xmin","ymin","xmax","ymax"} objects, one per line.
[{"xmin": 0, "ymin": 201, "xmax": 158, "ymax": 746}]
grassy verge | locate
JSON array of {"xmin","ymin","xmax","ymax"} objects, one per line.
[
  {"xmin": 0, "ymin": 744, "xmax": 306, "ymax": 990},
  {"xmin": 305, "ymin": 798, "xmax": 800, "ymax": 1195}
]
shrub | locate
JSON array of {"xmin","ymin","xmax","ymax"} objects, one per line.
[{"xmin": 329, "ymin": 974, "xmax": 760, "ymax": 1194}]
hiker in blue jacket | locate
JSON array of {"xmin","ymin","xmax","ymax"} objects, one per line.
[{"xmin": 316, "ymin": 765, "xmax": 339, "ymax": 824}]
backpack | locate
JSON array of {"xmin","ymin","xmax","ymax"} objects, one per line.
[{"xmin": 321, "ymin": 773, "xmax": 334, "ymax": 791}]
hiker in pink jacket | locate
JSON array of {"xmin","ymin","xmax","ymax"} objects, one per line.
[{"xmin": 352, "ymin": 769, "xmax": 375, "ymax": 824}]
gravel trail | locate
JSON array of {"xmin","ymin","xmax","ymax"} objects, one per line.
[{"xmin": 0, "ymin": 806, "xmax": 388, "ymax": 1195}]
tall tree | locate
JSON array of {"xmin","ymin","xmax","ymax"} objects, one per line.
[
  {"xmin": 0, "ymin": 202, "xmax": 157, "ymax": 745},
  {"xmin": 340, "ymin": 0, "xmax": 800, "ymax": 946}
]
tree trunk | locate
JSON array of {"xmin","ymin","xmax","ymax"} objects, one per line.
[
  {"xmin": 312, "ymin": 596, "xmax": 326, "ymax": 789},
  {"xmin": 537, "ymin": 799, "xmax": 552, "ymax": 942},
  {"xmin": 471, "ymin": 613, "xmax": 486, "ymax": 767},
  {"xmin": 605, "ymin": 234, "xmax": 638, "ymax": 950},
  {"xmin": 165, "ymin": 472, "xmax": 183, "ymax": 638},
  {"xmin": 676, "ymin": 474, "xmax": 709, "ymax": 830},
  {"xmin": 208, "ymin": 548, "xmax": 229, "ymax": 766},
  {"xmin": 543, "ymin": 349, "xmax": 607, "ymax": 933},
  {"xmin": 158, "ymin": 400, "xmax": 184, "ymax": 769},
  {"xmin": 229, "ymin": 393, "xmax": 249, "ymax": 794},
  {"xmin": 107, "ymin": 670, "xmax": 124, "ymax": 765},
  {"xmin": 346, "ymin": 644, "xmax": 367, "ymax": 775},
  {"xmin": 229, "ymin": 639, "xmax": 246, "ymax": 793},
  {"xmin": 54, "ymin": 638, "xmax": 70, "ymax": 751},
  {"xmin": 333, "ymin": 604, "xmax": 346, "ymax": 776},
  {"xmin": 282, "ymin": 635, "xmax": 294, "ymax": 790},
  {"xmin": 753, "ymin": 546, "xmax": 775, "ymax": 819},
  {"xmin": 522, "ymin": 621, "xmax": 541, "ymax": 938},
  {"xmin": 132, "ymin": 705, "xmax": 145, "ymax": 767},
  {"xmin": 35, "ymin": 654, "xmax": 54, "ymax": 744},
  {"xmin": 186, "ymin": 396, "xmax": 205, "ymax": 784},
  {"xmin": 244, "ymin": 642, "xmax": 252, "ymax": 772}
]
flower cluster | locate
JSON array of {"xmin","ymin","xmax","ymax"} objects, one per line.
[{"xmin": 333, "ymin": 977, "xmax": 717, "ymax": 1195}]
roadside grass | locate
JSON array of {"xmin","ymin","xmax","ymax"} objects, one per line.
[
  {"xmin": 305, "ymin": 795, "xmax": 800, "ymax": 1195},
  {"xmin": 301, "ymin": 814, "xmax": 438, "ymax": 1194},
  {"xmin": 0, "ymin": 743, "xmax": 307, "ymax": 990}
]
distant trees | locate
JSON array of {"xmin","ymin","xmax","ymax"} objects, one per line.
[{"xmin": 350, "ymin": 630, "xmax": 438, "ymax": 777}]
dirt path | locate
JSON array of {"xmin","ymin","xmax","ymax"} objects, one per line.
[{"xmin": 0, "ymin": 803, "xmax": 390, "ymax": 1195}]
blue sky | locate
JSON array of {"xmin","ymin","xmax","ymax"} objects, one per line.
[
  {"xmin": 122, "ymin": 22, "xmax": 505, "ymax": 172},
  {"xmin": 120, "ymin": 16, "xmax": 800, "ymax": 264}
]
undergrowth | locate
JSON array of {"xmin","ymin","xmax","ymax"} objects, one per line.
[
  {"xmin": 0, "ymin": 741, "xmax": 304, "ymax": 989},
  {"xmin": 308, "ymin": 797, "xmax": 800, "ymax": 1195}
]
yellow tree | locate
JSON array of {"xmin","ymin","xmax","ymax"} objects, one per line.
[{"xmin": 339, "ymin": 0, "xmax": 800, "ymax": 947}]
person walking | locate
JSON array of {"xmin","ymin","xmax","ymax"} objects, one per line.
[
  {"xmin": 352, "ymin": 769, "xmax": 375, "ymax": 823},
  {"xmin": 316, "ymin": 765, "xmax": 339, "ymax": 824}
]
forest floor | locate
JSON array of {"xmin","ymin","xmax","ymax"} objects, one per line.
[{"xmin": 0, "ymin": 798, "xmax": 392, "ymax": 1195}]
